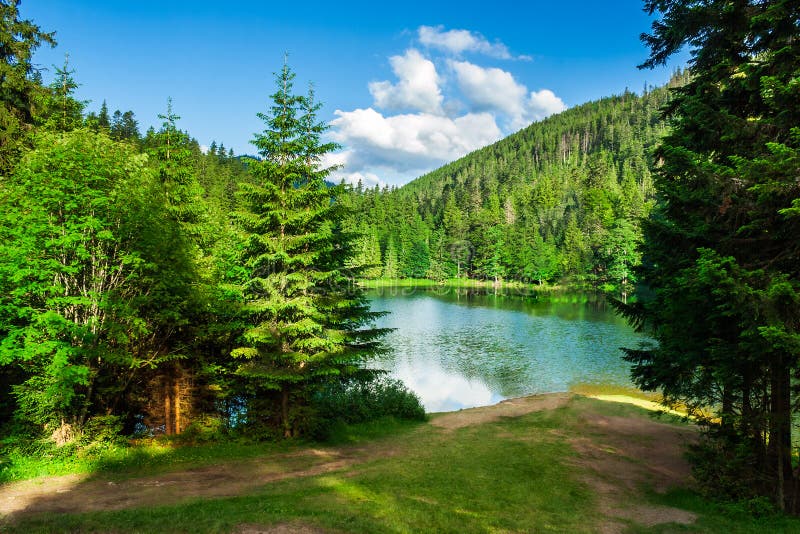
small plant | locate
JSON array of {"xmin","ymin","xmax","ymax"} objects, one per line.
[{"xmin": 79, "ymin": 415, "xmax": 126, "ymax": 446}]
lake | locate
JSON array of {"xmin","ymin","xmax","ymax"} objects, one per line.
[{"xmin": 367, "ymin": 287, "xmax": 651, "ymax": 412}]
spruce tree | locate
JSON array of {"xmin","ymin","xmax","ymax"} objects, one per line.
[
  {"xmin": 233, "ymin": 62, "xmax": 384, "ymax": 437},
  {"xmin": 97, "ymin": 100, "xmax": 110, "ymax": 130},
  {"xmin": 382, "ymin": 236, "xmax": 399, "ymax": 279},
  {"xmin": 0, "ymin": 0, "xmax": 54, "ymax": 172},
  {"xmin": 148, "ymin": 98, "xmax": 207, "ymax": 239},
  {"xmin": 142, "ymin": 98, "xmax": 211, "ymax": 434},
  {"xmin": 626, "ymin": 0, "xmax": 800, "ymax": 510},
  {"xmin": 39, "ymin": 54, "xmax": 84, "ymax": 132}
]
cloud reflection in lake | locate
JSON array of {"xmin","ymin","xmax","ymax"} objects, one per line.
[{"xmin": 368, "ymin": 289, "xmax": 651, "ymax": 412}]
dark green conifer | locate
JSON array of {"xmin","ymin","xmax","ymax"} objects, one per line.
[
  {"xmin": 233, "ymin": 61, "xmax": 384, "ymax": 437},
  {"xmin": 625, "ymin": 0, "xmax": 800, "ymax": 510}
]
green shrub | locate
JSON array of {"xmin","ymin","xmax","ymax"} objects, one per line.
[
  {"xmin": 172, "ymin": 415, "xmax": 228, "ymax": 444},
  {"xmin": 309, "ymin": 376, "xmax": 426, "ymax": 439},
  {"xmin": 79, "ymin": 415, "xmax": 125, "ymax": 446},
  {"xmin": 686, "ymin": 428, "xmax": 775, "ymax": 515}
]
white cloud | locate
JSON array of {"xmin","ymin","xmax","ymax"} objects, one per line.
[
  {"xmin": 321, "ymin": 151, "xmax": 388, "ymax": 189},
  {"xmin": 450, "ymin": 60, "xmax": 566, "ymax": 130},
  {"xmin": 449, "ymin": 60, "xmax": 527, "ymax": 116},
  {"xmin": 368, "ymin": 49, "xmax": 443, "ymax": 114},
  {"xmin": 329, "ymin": 107, "xmax": 501, "ymax": 182},
  {"xmin": 328, "ymin": 42, "xmax": 566, "ymax": 185},
  {"xmin": 319, "ymin": 150, "xmax": 348, "ymax": 171},
  {"xmin": 418, "ymin": 25, "xmax": 530, "ymax": 60},
  {"xmin": 527, "ymin": 89, "xmax": 567, "ymax": 120}
]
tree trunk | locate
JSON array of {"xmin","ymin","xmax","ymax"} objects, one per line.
[
  {"xmin": 174, "ymin": 376, "xmax": 181, "ymax": 434},
  {"xmin": 721, "ymin": 386, "xmax": 734, "ymax": 435},
  {"xmin": 164, "ymin": 375, "xmax": 173, "ymax": 436},
  {"xmin": 281, "ymin": 384, "xmax": 291, "ymax": 438},
  {"xmin": 767, "ymin": 357, "xmax": 794, "ymax": 511}
]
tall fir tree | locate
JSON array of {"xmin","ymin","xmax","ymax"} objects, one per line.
[
  {"xmin": 140, "ymin": 98, "xmax": 211, "ymax": 434},
  {"xmin": 382, "ymin": 236, "xmax": 400, "ymax": 279},
  {"xmin": 97, "ymin": 100, "xmax": 110, "ymax": 130},
  {"xmin": 0, "ymin": 0, "xmax": 54, "ymax": 172},
  {"xmin": 625, "ymin": 0, "xmax": 800, "ymax": 510},
  {"xmin": 38, "ymin": 54, "xmax": 84, "ymax": 132},
  {"xmin": 233, "ymin": 62, "xmax": 384, "ymax": 437},
  {"xmin": 147, "ymin": 98, "xmax": 207, "ymax": 239}
]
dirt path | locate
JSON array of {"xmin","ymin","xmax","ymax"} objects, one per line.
[
  {"xmin": 431, "ymin": 391, "xmax": 571, "ymax": 430},
  {"xmin": 0, "ymin": 393, "xmax": 699, "ymax": 532},
  {"xmin": 567, "ymin": 400, "xmax": 699, "ymax": 533},
  {"xmin": 0, "ymin": 444, "xmax": 396, "ymax": 520}
]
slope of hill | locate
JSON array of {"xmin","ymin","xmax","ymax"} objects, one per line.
[{"xmin": 343, "ymin": 72, "xmax": 690, "ymax": 297}]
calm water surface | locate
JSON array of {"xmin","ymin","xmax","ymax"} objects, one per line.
[{"xmin": 367, "ymin": 288, "xmax": 652, "ymax": 412}]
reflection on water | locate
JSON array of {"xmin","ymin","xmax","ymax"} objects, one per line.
[{"xmin": 368, "ymin": 288, "xmax": 651, "ymax": 412}]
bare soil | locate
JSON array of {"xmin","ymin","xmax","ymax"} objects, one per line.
[
  {"xmin": 567, "ymin": 401, "xmax": 699, "ymax": 533},
  {"xmin": 0, "ymin": 393, "xmax": 700, "ymax": 532},
  {"xmin": 430, "ymin": 392, "xmax": 571, "ymax": 430},
  {"xmin": 0, "ymin": 445, "xmax": 396, "ymax": 520}
]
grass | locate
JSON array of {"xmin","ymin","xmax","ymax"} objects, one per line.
[
  {"xmin": 632, "ymin": 489, "xmax": 800, "ymax": 533},
  {"xmin": 358, "ymin": 277, "xmax": 565, "ymax": 293},
  {"xmin": 4, "ymin": 397, "xmax": 800, "ymax": 533},
  {"xmin": 3, "ymin": 409, "xmax": 593, "ymax": 533},
  {"xmin": 0, "ymin": 436, "xmax": 299, "ymax": 483}
]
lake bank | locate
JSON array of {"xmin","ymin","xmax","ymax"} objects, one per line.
[{"xmin": 358, "ymin": 277, "xmax": 566, "ymax": 293}]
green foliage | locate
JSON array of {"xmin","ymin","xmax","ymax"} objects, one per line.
[
  {"xmin": 310, "ymin": 375, "xmax": 425, "ymax": 438},
  {"xmin": 625, "ymin": 0, "xmax": 800, "ymax": 511},
  {"xmin": 342, "ymin": 85, "xmax": 670, "ymax": 298},
  {"xmin": 0, "ymin": 130, "xmax": 157, "ymax": 428},
  {"xmin": 685, "ymin": 429, "xmax": 771, "ymax": 511},
  {"xmin": 345, "ymin": 225, "xmax": 382, "ymax": 279},
  {"xmin": 37, "ymin": 55, "xmax": 85, "ymax": 132},
  {"xmin": 145, "ymin": 98, "xmax": 209, "ymax": 239},
  {"xmin": 597, "ymin": 219, "xmax": 641, "ymax": 301},
  {"xmin": 170, "ymin": 415, "xmax": 228, "ymax": 444},
  {"xmin": 381, "ymin": 235, "xmax": 400, "ymax": 278},
  {"xmin": 110, "ymin": 109, "xmax": 140, "ymax": 143},
  {"xmin": 79, "ymin": 415, "xmax": 126, "ymax": 448},
  {"xmin": 0, "ymin": 0, "xmax": 55, "ymax": 171},
  {"xmin": 233, "ymin": 62, "xmax": 385, "ymax": 437}
]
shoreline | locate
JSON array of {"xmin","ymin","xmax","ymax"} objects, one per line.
[{"xmin": 428, "ymin": 387, "xmax": 687, "ymax": 419}]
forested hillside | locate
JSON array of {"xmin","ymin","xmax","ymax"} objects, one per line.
[{"xmin": 343, "ymin": 73, "xmax": 689, "ymax": 299}]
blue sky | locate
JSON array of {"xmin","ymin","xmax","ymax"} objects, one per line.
[{"xmin": 23, "ymin": 1, "xmax": 688, "ymax": 186}]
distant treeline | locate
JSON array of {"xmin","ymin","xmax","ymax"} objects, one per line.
[{"xmin": 342, "ymin": 72, "xmax": 690, "ymax": 301}]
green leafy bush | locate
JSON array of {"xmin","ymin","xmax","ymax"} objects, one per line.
[
  {"xmin": 309, "ymin": 376, "xmax": 426, "ymax": 438},
  {"xmin": 686, "ymin": 428, "xmax": 776, "ymax": 516},
  {"xmin": 79, "ymin": 416, "xmax": 125, "ymax": 446},
  {"xmin": 173, "ymin": 415, "xmax": 227, "ymax": 444}
]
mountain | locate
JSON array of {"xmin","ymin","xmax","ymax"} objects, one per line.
[{"xmin": 343, "ymin": 71, "xmax": 689, "ymax": 297}]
